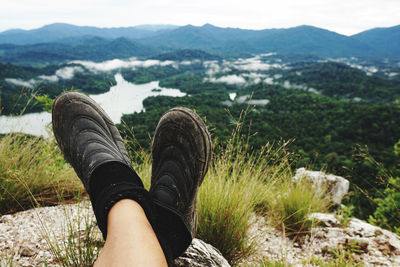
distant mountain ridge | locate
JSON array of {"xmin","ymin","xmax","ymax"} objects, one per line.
[
  {"xmin": 352, "ymin": 25, "xmax": 400, "ymax": 58},
  {"xmin": 0, "ymin": 23, "xmax": 179, "ymax": 45},
  {"xmin": 0, "ymin": 36, "xmax": 158, "ymax": 64},
  {"xmin": 0, "ymin": 23, "xmax": 399, "ymax": 62}
]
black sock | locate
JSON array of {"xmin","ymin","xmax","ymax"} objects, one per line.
[{"xmin": 87, "ymin": 162, "xmax": 173, "ymax": 265}]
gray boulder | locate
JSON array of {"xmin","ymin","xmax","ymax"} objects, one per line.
[
  {"xmin": 292, "ymin": 168, "xmax": 349, "ymax": 205},
  {"xmin": 174, "ymin": 238, "xmax": 231, "ymax": 267}
]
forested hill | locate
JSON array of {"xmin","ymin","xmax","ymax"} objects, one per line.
[
  {"xmin": 150, "ymin": 49, "xmax": 221, "ymax": 61},
  {"xmin": 0, "ymin": 23, "xmax": 178, "ymax": 45},
  {"xmin": 279, "ymin": 62, "xmax": 400, "ymax": 102},
  {"xmin": 0, "ymin": 37, "xmax": 158, "ymax": 64},
  {"xmin": 352, "ymin": 25, "xmax": 400, "ymax": 57},
  {"xmin": 0, "ymin": 23, "xmax": 400, "ymax": 63}
]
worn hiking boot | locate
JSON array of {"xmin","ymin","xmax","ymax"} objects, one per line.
[
  {"xmin": 150, "ymin": 107, "xmax": 212, "ymax": 259},
  {"xmin": 52, "ymin": 92, "xmax": 148, "ymax": 238}
]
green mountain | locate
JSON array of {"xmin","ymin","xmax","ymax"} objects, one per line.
[
  {"xmin": 139, "ymin": 24, "xmax": 395, "ymax": 59},
  {"xmin": 150, "ymin": 49, "xmax": 221, "ymax": 61},
  {"xmin": 351, "ymin": 25, "xmax": 400, "ymax": 57},
  {"xmin": 0, "ymin": 36, "xmax": 158, "ymax": 64},
  {"xmin": 0, "ymin": 23, "xmax": 178, "ymax": 45},
  {"xmin": 0, "ymin": 23, "xmax": 399, "ymax": 63},
  {"xmin": 250, "ymin": 25, "xmax": 374, "ymax": 58}
]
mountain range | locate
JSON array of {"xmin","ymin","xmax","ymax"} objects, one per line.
[{"xmin": 0, "ymin": 23, "xmax": 399, "ymax": 64}]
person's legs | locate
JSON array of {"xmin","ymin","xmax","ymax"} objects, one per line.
[
  {"xmin": 94, "ymin": 199, "xmax": 167, "ymax": 267},
  {"xmin": 52, "ymin": 92, "xmax": 211, "ymax": 266},
  {"xmin": 52, "ymin": 92, "xmax": 169, "ymax": 265}
]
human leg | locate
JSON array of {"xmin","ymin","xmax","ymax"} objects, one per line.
[
  {"xmin": 52, "ymin": 92, "xmax": 211, "ymax": 266},
  {"xmin": 149, "ymin": 107, "xmax": 212, "ymax": 259},
  {"xmin": 94, "ymin": 199, "xmax": 167, "ymax": 267},
  {"xmin": 52, "ymin": 92, "xmax": 167, "ymax": 266}
]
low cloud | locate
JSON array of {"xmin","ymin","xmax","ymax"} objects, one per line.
[
  {"xmin": 229, "ymin": 55, "xmax": 285, "ymax": 71},
  {"xmin": 242, "ymin": 72, "xmax": 268, "ymax": 84},
  {"xmin": 327, "ymin": 58, "xmax": 379, "ymax": 76},
  {"xmin": 259, "ymin": 53, "xmax": 277, "ymax": 57},
  {"xmin": 71, "ymin": 58, "xmax": 176, "ymax": 72},
  {"xmin": 264, "ymin": 77, "xmax": 274, "ymax": 85},
  {"xmin": 38, "ymin": 75, "xmax": 59, "ymax": 82},
  {"xmin": 39, "ymin": 66, "xmax": 84, "ymax": 82},
  {"xmin": 203, "ymin": 60, "xmax": 221, "ymax": 76},
  {"xmin": 5, "ymin": 78, "xmax": 36, "ymax": 88},
  {"xmin": 234, "ymin": 94, "xmax": 269, "ymax": 106},
  {"xmin": 56, "ymin": 66, "xmax": 84, "ymax": 79},
  {"xmin": 282, "ymin": 80, "xmax": 321, "ymax": 94},
  {"xmin": 207, "ymin": 75, "xmax": 247, "ymax": 85}
]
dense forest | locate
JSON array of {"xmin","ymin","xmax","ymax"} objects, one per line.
[{"xmin": 115, "ymin": 59, "xmax": 400, "ymax": 220}]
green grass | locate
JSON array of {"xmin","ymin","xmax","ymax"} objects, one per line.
[
  {"xmin": 0, "ymin": 133, "xmax": 83, "ymax": 214},
  {"xmin": 0, "ymin": 120, "xmax": 334, "ymax": 266},
  {"xmin": 42, "ymin": 201, "xmax": 104, "ymax": 267}
]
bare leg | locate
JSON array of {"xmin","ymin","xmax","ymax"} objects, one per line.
[{"xmin": 94, "ymin": 199, "xmax": 168, "ymax": 267}]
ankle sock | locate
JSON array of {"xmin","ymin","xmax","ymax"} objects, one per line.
[{"xmin": 88, "ymin": 162, "xmax": 174, "ymax": 265}]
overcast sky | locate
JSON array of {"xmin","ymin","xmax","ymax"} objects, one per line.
[{"xmin": 0, "ymin": 0, "xmax": 399, "ymax": 36}]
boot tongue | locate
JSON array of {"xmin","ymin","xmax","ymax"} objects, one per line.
[{"xmin": 152, "ymin": 175, "xmax": 179, "ymax": 207}]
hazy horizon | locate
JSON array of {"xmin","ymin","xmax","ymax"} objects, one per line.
[
  {"xmin": 1, "ymin": 21, "xmax": 399, "ymax": 37},
  {"xmin": 1, "ymin": 0, "xmax": 399, "ymax": 36}
]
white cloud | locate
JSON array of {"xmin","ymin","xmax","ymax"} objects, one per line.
[
  {"xmin": 259, "ymin": 52, "xmax": 277, "ymax": 57},
  {"xmin": 282, "ymin": 80, "xmax": 309, "ymax": 90},
  {"xmin": 203, "ymin": 60, "xmax": 221, "ymax": 76},
  {"xmin": 248, "ymin": 99, "xmax": 269, "ymax": 105},
  {"xmin": 5, "ymin": 78, "xmax": 36, "ymax": 88},
  {"xmin": 71, "ymin": 58, "xmax": 176, "ymax": 72},
  {"xmin": 180, "ymin": 60, "xmax": 193, "ymax": 65},
  {"xmin": 207, "ymin": 75, "xmax": 247, "ymax": 85},
  {"xmin": 39, "ymin": 75, "xmax": 59, "ymax": 82},
  {"xmin": 39, "ymin": 66, "xmax": 84, "ymax": 82},
  {"xmin": 55, "ymin": 66, "xmax": 83, "ymax": 79},
  {"xmin": 264, "ymin": 77, "xmax": 275, "ymax": 85},
  {"xmin": 242, "ymin": 72, "xmax": 267, "ymax": 79},
  {"xmin": 228, "ymin": 56, "xmax": 286, "ymax": 71},
  {"xmin": 308, "ymin": 88, "xmax": 321, "ymax": 94}
]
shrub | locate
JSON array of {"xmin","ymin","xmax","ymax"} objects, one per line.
[
  {"xmin": 369, "ymin": 176, "xmax": 400, "ymax": 234},
  {"xmin": 195, "ymin": 116, "xmax": 296, "ymax": 263}
]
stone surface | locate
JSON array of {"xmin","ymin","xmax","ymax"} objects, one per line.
[
  {"xmin": 240, "ymin": 213, "xmax": 400, "ymax": 266},
  {"xmin": 0, "ymin": 202, "xmax": 230, "ymax": 267},
  {"xmin": 1, "ymin": 202, "xmax": 400, "ymax": 267},
  {"xmin": 174, "ymin": 239, "xmax": 230, "ymax": 267},
  {"xmin": 292, "ymin": 167, "xmax": 350, "ymax": 205}
]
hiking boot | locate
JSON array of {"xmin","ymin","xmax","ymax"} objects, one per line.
[
  {"xmin": 52, "ymin": 92, "xmax": 148, "ymax": 238},
  {"xmin": 150, "ymin": 107, "xmax": 212, "ymax": 258}
]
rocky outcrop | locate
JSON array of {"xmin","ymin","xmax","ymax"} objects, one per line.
[
  {"xmin": 242, "ymin": 213, "xmax": 400, "ymax": 266},
  {"xmin": 309, "ymin": 213, "xmax": 400, "ymax": 266},
  {"xmin": 0, "ymin": 202, "xmax": 230, "ymax": 267},
  {"xmin": 2, "ymin": 198, "xmax": 400, "ymax": 266},
  {"xmin": 174, "ymin": 239, "xmax": 230, "ymax": 267},
  {"xmin": 292, "ymin": 168, "xmax": 350, "ymax": 205}
]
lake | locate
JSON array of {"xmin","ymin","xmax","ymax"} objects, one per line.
[{"xmin": 0, "ymin": 74, "xmax": 186, "ymax": 137}]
